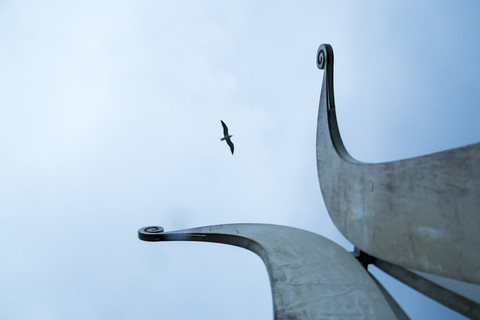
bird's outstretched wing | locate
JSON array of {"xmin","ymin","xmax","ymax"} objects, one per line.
[
  {"xmin": 226, "ymin": 138, "xmax": 234, "ymax": 155},
  {"xmin": 221, "ymin": 120, "xmax": 229, "ymax": 136}
]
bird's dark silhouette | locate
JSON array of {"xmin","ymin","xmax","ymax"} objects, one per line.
[{"xmin": 220, "ymin": 120, "xmax": 234, "ymax": 154}]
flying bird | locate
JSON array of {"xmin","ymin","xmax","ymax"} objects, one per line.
[{"xmin": 220, "ymin": 120, "xmax": 234, "ymax": 154}]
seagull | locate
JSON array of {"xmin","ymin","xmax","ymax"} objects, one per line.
[{"xmin": 220, "ymin": 120, "xmax": 234, "ymax": 154}]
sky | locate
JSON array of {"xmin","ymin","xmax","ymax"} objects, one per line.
[{"xmin": 0, "ymin": 1, "xmax": 479, "ymax": 319}]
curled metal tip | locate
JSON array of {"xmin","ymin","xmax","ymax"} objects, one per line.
[
  {"xmin": 138, "ymin": 226, "xmax": 165, "ymax": 241},
  {"xmin": 143, "ymin": 226, "xmax": 164, "ymax": 233},
  {"xmin": 138, "ymin": 225, "xmax": 208, "ymax": 242},
  {"xmin": 317, "ymin": 44, "xmax": 333, "ymax": 70},
  {"xmin": 317, "ymin": 49, "xmax": 325, "ymax": 69}
]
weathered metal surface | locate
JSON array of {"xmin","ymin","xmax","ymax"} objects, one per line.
[
  {"xmin": 316, "ymin": 44, "xmax": 480, "ymax": 284},
  {"xmin": 139, "ymin": 223, "xmax": 404, "ymax": 319}
]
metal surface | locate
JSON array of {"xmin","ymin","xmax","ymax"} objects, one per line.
[
  {"xmin": 374, "ymin": 258, "xmax": 480, "ymax": 319},
  {"xmin": 410, "ymin": 270, "xmax": 480, "ymax": 305},
  {"xmin": 139, "ymin": 223, "xmax": 405, "ymax": 319},
  {"xmin": 316, "ymin": 44, "xmax": 480, "ymax": 284}
]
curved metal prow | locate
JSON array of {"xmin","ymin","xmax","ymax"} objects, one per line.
[
  {"xmin": 316, "ymin": 44, "xmax": 480, "ymax": 284},
  {"xmin": 139, "ymin": 223, "xmax": 405, "ymax": 319},
  {"xmin": 316, "ymin": 44, "xmax": 358, "ymax": 163}
]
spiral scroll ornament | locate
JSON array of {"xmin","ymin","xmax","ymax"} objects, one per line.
[
  {"xmin": 144, "ymin": 226, "xmax": 164, "ymax": 233},
  {"xmin": 317, "ymin": 49, "xmax": 325, "ymax": 69}
]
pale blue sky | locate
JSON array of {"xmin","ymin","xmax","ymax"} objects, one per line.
[{"xmin": 0, "ymin": 1, "xmax": 479, "ymax": 319}]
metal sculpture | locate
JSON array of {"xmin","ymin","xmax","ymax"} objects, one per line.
[
  {"xmin": 139, "ymin": 44, "xmax": 480, "ymax": 319},
  {"xmin": 316, "ymin": 44, "xmax": 480, "ymax": 285},
  {"xmin": 316, "ymin": 44, "xmax": 480, "ymax": 319},
  {"xmin": 139, "ymin": 224, "xmax": 406, "ymax": 319}
]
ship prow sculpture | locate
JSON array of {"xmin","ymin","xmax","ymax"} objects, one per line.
[{"xmin": 139, "ymin": 44, "xmax": 480, "ymax": 319}]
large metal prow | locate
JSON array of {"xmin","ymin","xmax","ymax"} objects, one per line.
[
  {"xmin": 139, "ymin": 224, "xmax": 406, "ymax": 319},
  {"xmin": 316, "ymin": 44, "xmax": 480, "ymax": 318}
]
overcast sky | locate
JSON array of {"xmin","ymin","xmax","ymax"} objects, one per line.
[{"xmin": 1, "ymin": 1, "xmax": 479, "ymax": 319}]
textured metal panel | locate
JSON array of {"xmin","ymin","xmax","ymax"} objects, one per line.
[{"xmin": 316, "ymin": 44, "xmax": 480, "ymax": 284}]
